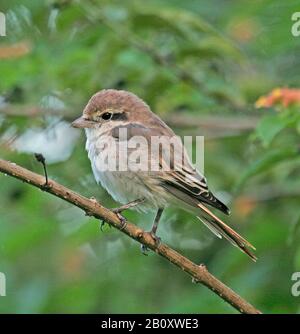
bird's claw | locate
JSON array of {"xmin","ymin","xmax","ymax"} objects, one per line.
[
  {"xmin": 113, "ymin": 211, "xmax": 127, "ymax": 230},
  {"xmin": 140, "ymin": 231, "xmax": 161, "ymax": 255},
  {"xmin": 150, "ymin": 231, "xmax": 161, "ymax": 247}
]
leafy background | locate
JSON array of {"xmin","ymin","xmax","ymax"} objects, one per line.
[{"xmin": 0, "ymin": 0, "xmax": 300, "ymax": 313}]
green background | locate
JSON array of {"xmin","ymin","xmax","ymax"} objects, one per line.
[{"xmin": 0, "ymin": 0, "xmax": 300, "ymax": 313}]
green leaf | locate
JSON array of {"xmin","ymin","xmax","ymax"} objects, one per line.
[
  {"xmin": 256, "ymin": 114, "xmax": 292, "ymax": 147},
  {"xmin": 235, "ymin": 147, "xmax": 300, "ymax": 190},
  {"xmin": 131, "ymin": 7, "xmax": 243, "ymax": 59},
  {"xmin": 131, "ymin": 7, "xmax": 214, "ymax": 34},
  {"xmin": 176, "ymin": 36, "xmax": 244, "ymax": 60}
]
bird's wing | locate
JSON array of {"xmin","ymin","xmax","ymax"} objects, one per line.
[
  {"xmin": 112, "ymin": 122, "xmax": 229, "ymax": 213},
  {"xmin": 160, "ymin": 152, "xmax": 256, "ymax": 260},
  {"xmin": 112, "ymin": 123, "xmax": 229, "ymax": 210},
  {"xmin": 163, "ymin": 165, "xmax": 230, "ymax": 215},
  {"xmin": 111, "ymin": 123, "xmax": 256, "ymax": 260}
]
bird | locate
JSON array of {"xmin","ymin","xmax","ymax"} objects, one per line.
[{"xmin": 72, "ymin": 89, "xmax": 256, "ymax": 261}]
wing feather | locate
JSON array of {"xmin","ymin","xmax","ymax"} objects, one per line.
[{"xmin": 111, "ymin": 122, "xmax": 256, "ymax": 260}]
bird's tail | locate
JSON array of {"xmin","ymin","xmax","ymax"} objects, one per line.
[{"xmin": 197, "ymin": 202, "xmax": 257, "ymax": 261}]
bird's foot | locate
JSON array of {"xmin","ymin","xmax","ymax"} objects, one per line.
[
  {"xmin": 149, "ymin": 231, "xmax": 161, "ymax": 246},
  {"xmin": 112, "ymin": 198, "xmax": 145, "ymax": 231},
  {"xmin": 99, "ymin": 212, "xmax": 126, "ymax": 232},
  {"xmin": 140, "ymin": 231, "xmax": 161, "ymax": 255},
  {"xmin": 90, "ymin": 197, "xmax": 145, "ymax": 232},
  {"xmin": 112, "ymin": 211, "xmax": 127, "ymax": 230}
]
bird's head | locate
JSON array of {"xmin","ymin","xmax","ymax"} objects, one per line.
[{"xmin": 71, "ymin": 89, "xmax": 152, "ymax": 129}]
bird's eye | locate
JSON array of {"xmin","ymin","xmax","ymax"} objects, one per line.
[{"xmin": 101, "ymin": 112, "xmax": 112, "ymax": 120}]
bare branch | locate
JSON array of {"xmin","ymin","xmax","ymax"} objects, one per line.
[{"xmin": 0, "ymin": 158, "xmax": 261, "ymax": 314}]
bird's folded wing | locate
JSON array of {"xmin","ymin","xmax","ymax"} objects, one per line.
[
  {"xmin": 111, "ymin": 122, "xmax": 256, "ymax": 260},
  {"xmin": 162, "ymin": 168, "xmax": 230, "ymax": 214},
  {"xmin": 112, "ymin": 122, "xmax": 229, "ymax": 214}
]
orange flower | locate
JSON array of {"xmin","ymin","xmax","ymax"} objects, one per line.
[
  {"xmin": 0, "ymin": 41, "xmax": 31, "ymax": 59},
  {"xmin": 255, "ymin": 88, "xmax": 300, "ymax": 108}
]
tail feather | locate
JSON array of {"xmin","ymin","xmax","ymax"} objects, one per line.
[{"xmin": 197, "ymin": 202, "xmax": 257, "ymax": 262}]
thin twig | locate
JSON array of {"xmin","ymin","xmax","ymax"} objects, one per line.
[
  {"xmin": 34, "ymin": 153, "xmax": 49, "ymax": 186},
  {"xmin": 0, "ymin": 158, "xmax": 261, "ymax": 314}
]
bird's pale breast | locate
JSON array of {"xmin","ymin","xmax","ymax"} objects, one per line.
[{"xmin": 85, "ymin": 129, "xmax": 168, "ymax": 212}]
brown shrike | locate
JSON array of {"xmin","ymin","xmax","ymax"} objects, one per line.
[{"xmin": 72, "ymin": 89, "xmax": 256, "ymax": 261}]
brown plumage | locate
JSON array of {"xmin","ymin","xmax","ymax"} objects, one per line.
[{"xmin": 72, "ymin": 89, "xmax": 257, "ymax": 261}]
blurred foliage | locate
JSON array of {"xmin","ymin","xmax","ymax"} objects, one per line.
[{"xmin": 0, "ymin": 0, "xmax": 300, "ymax": 313}]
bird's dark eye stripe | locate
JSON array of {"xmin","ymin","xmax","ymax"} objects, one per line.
[
  {"xmin": 100, "ymin": 112, "xmax": 127, "ymax": 121},
  {"xmin": 111, "ymin": 112, "xmax": 127, "ymax": 121}
]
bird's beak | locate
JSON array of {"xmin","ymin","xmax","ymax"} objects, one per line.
[{"xmin": 71, "ymin": 116, "xmax": 96, "ymax": 129}]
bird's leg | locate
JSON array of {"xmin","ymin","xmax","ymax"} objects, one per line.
[
  {"xmin": 88, "ymin": 197, "xmax": 145, "ymax": 231},
  {"xmin": 149, "ymin": 207, "xmax": 164, "ymax": 241},
  {"xmin": 141, "ymin": 207, "xmax": 164, "ymax": 255},
  {"xmin": 112, "ymin": 198, "xmax": 145, "ymax": 214},
  {"xmin": 112, "ymin": 198, "xmax": 145, "ymax": 230}
]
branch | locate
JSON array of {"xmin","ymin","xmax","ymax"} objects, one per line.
[
  {"xmin": 165, "ymin": 114, "xmax": 258, "ymax": 131},
  {"xmin": 0, "ymin": 158, "xmax": 261, "ymax": 314},
  {"xmin": 1, "ymin": 106, "xmax": 258, "ymax": 132}
]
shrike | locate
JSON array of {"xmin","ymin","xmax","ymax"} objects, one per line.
[{"xmin": 72, "ymin": 89, "xmax": 256, "ymax": 260}]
